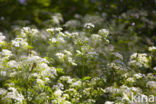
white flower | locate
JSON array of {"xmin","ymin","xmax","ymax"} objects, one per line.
[
  {"xmin": 22, "ymin": 27, "xmax": 30, "ymax": 33},
  {"xmin": 5, "ymin": 87, "xmax": 24, "ymax": 103},
  {"xmin": 49, "ymin": 38, "xmax": 57, "ymax": 43},
  {"xmin": 71, "ymin": 80, "xmax": 82, "ymax": 87},
  {"xmin": 59, "ymin": 32, "xmax": 65, "ymax": 37},
  {"xmin": 28, "ymin": 56, "xmax": 47, "ymax": 63},
  {"xmin": 131, "ymin": 87, "xmax": 141, "ymax": 92},
  {"xmin": 105, "ymin": 101, "xmax": 114, "ymax": 104},
  {"xmin": 37, "ymin": 79, "xmax": 45, "ymax": 86},
  {"xmin": 129, "ymin": 53, "xmax": 150, "ymax": 68},
  {"xmin": 84, "ymin": 23, "xmax": 95, "ymax": 29},
  {"xmin": 146, "ymin": 81, "xmax": 156, "ymax": 89},
  {"xmin": 7, "ymin": 60, "xmax": 18, "ymax": 68},
  {"xmin": 133, "ymin": 73, "xmax": 143, "ymax": 79},
  {"xmin": 55, "ymin": 27, "xmax": 63, "ymax": 32},
  {"xmin": 67, "ymin": 57, "xmax": 77, "ymax": 66},
  {"xmin": 31, "ymin": 29, "xmax": 39, "ymax": 34},
  {"xmin": 59, "ymin": 76, "xmax": 73, "ymax": 84},
  {"xmin": 153, "ymin": 66, "xmax": 156, "ymax": 71},
  {"xmin": 46, "ymin": 27, "xmax": 62, "ymax": 33},
  {"xmin": 0, "ymin": 71, "xmax": 7, "ymax": 76},
  {"xmin": 76, "ymin": 50, "xmax": 83, "ymax": 55},
  {"xmin": 40, "ymin": 63, "xmax": 49, "ymax": 69},
  {"xmin": 0, "ymin": 40, "xmax": 5, "ymax": 46},
  {"xmin": 40, "ymin": 64, "xmax": 57, "ymax": 78},
  {"xmin": 122, "ymin": 92, "xmax": 130, "ymax": 101},
  {"xmin": 98, "ymin": 29, "xmax": 109, "ymax": 38},
  {"xmin": 12, "ymin": 40, "xmax": 20, "ymax": 47},
  {"xmin": 64, "ymin": 31, "xmax": 72, "ymax": 37},
  {"xmin": 46, "ymin": 28, "xmax": 54, "ymax": 33},
  {"xmin": 53, "ymin": 83, "xmax": 64, "ymax": 90},
  {"xmin": 127, "ymin": 77, "xmax": 135, "ymax": 83},
  {"xmin": 63, "ymin": 94, "xmax": 69, "ymax": 99},
  {"xmin": 0, "ymin": 32, "xmax": 6, "ymax": 40},
  {"xmin": 11, "ymin": 38, "xmax": 28, "ymax": 48},
  {"xmin": 0, "ymin": 88, "xmax": 7, "ymax": 95},
  {"xmin": 122, "ymin": 73, "xmax": 128, "ymax": 78},
  {"xmin": 91, "ymin": 34, "xmax": 102, "ymax": 41},
  {"xmin": 148, "ymin": 46, "xmax": 156, "ymax": 52},
  {"xmin": 54, "ymin": 89, "xmax": 63, "ymax": 97},
  {"xmin": 57, "ymin": 37, "xmax": 65, "ymax": 43},
  {"xmin": 32, "ymin": 73, "xmax": 38, "ymax": 77},
  {"xmin": 22, "ymin": 27, "xmax": 38, "ymax": 36},
  {"xmin": 64, "ymin": 50, "xmax": 72, "ymax": 56},
  {"xmin": 1, "ymin": 49, "xmax": 12, "ymax": 57},
  {"xmin": 56, "ymin": 52, "xmax": 65, "ymax": 60},
  {"xmin": 64, "ymin": 101, "xmax": 72, "ymax": 104}
]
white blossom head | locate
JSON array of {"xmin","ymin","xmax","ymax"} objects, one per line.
[
  {"xmin": 148, "ymin": 46, "xmax": 156, "ymax": 52},
  {"xmin": 84, "ymin": 23, "xmax": 95, "ymax": 29},
  {"xmin": 98, "ymin": 29, "xmax": 109, "ymax": 38}
]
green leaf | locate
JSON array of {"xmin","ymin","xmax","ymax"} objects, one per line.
[{"xmin": 82, "ymin": 76, "xmax": 91, "ymax": 81}]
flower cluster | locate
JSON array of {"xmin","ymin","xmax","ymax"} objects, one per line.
[
  {"xmin": 129, "ymin": 53, "xmax": 150, "ymax": 68},
  {"xmin": 0, "ymin": 13, "xmax": 155, "ymax": 104}
]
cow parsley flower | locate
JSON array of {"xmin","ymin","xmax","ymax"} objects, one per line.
[
  {"xmin": 4, "ymin": 87, "xmax": 24, "ymax": 103},
  {"xmin": 0, "ymin": 71, "xmax": 7, "ymax": 77},
  {"xmin": 7, "ymin": 60, "xmax": 18, "ymax": 68},
  {"xmin": 64, "ymin": 31, "xmax": 72, "ymax": 38},
  {"xmin": 67, "ymin": 57, "xmax": 77, "ymax": 66},
  {"xmin": 84, "ymin": 23, "xmax": 95, "ymax": 29},
  {"xmin": 0, "ymin": 32, "xmax": 6, "ymax": 40},
  {"xmin": 0, "ymin": 88, "xmax": 7, "ymax": 95},
  {"xmin": 1, "ymin": 49, "xmax": 12, "ymax": 57},
  {"xmin": 126, "ymin": 77, "xmax": 135, "ymax": 83},
  {"xmin": 46, "ymin": 27, "xmax": 62, "ymax": 33},
  {"xmin": 64, "ymin": 101, "xmax": 72, "ymax": 104},
  {"xmin": 133, "ymin": 73, "xmax": 143, "ymax": 79},
  {"xmin": 11, "ymin": 38, "xmax": 28, "ymax": 48},
  {"xmin": 76, "ymin": 50, "xmax": 83, "ymax": 55},
  {"xmin": 91, "ymin": 34, "xmax": 102, "ymax": 41},
  {"xmin": 55, "ymin": 27, "xmax": 63, "ymax": 32},
  {"xmin": 39, "ymin": 63, "xmax": 57, "ymax": 78},
  {"xmin": 105, "ymin": 101, "xmax": 114, "ymax": 104},
  {"xmin": 21, "ymin": 27, "xmax": 38, "ymax": 37},
  {"xmin": 146, "ymin": 81, "xmax": 156, "ymax": 89},
  {"xmin": 53, "ymin": 83, "xmax": 64, "ymax": 90},
  {"xmin": 98, "ymin": 29, "xmax": 109, "ymax": 38},
  {"xmin": 59, "ymin": 76, "xmax": 73, "ymax": 84},
  {"xmin": 129, "ymin": 53, "xmax": 150, "ymax": 68},
  {"xmin": 24, "ymin": 56, "xmax": 48, "ymax": 64},
  {"xmin": 49, "ymin": 38, "xmax": 57, "ymax": 44},
  {"xmin": 148, "ymin": 46, "xmax": 156, "ymax": 52},
  {"xmin": 71, "ymin": 80, "xmax": 82, "ymax": 87},
  {"xmin": 54, "ymin": 89, "xmax": 63, "ymax": 97},
  {"xmin": 64, "ymin": 50, "xmax": 72, "ymax": 56},
  {"xmin": 37, "ymin": 78, "xmax": 45, "ymax": 87},
  {"xmin": 56, "ymin": 53, "xmax": 65, "ymax": 60},
  {"xmin": 57, "ymin": 37, "xmax": 65, "ymax": 43}
]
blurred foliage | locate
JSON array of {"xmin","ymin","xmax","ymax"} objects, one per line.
[
  {"xmin": 0, "ymin": 0, "xmax": 156, "ymax": 103},
  {"xmin": 0, "ymin": 0, "xmax": 156, "ymax": 31}
]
